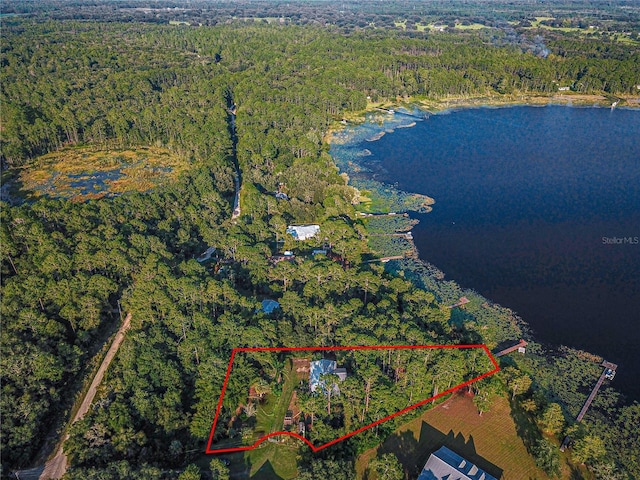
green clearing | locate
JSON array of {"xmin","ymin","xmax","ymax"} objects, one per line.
[
  {"xmin": 17, "ymin": 145, "xmax": 190, "ymax": 201},
  {"xmin": 253, "ymin": 360, "xmax": 297, "ymax": 438},
  {"xmin": 245, "ymin": 360, "xmax": 299, "ymax": 479},
  {"xmin": 247, "ymin": 442, "xmax": 299, "ymax": 479},
  {"xmin": 525, "ymin": 16, "xmax": 639, "ymax": 44},
  {"xmin": 454, "ymin": 23, "xmax": 488, "ymax": 30},
  {"xmin": 356, "ymin": 393, "xmax": 555, "ymax": 480}
]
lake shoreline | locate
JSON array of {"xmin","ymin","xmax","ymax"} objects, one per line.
[
  {"xmin": 328, "ymin": 100, "xmax": 639, "ymax": 404},
  {"xmin": 324, "ymin": 92, "xmax": 640, "ymax": 142}
]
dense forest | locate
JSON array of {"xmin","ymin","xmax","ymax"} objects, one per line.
[{"xmin": 1, "ymin": 6, "xmax": 639, "ymax": 480}]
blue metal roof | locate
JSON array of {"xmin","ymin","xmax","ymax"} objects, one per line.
[
  {"xmin": 259, "ymin": 299, "xmax": 280, "ymax": 314},
  {"xmin": 309, "ymin": 359, "xmax": 337, "ymax": 393}
]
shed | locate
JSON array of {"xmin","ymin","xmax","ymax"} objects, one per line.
[
  {"xmin": 196, "ymin": 246, "xmax": 216, "ymax": 263},
  {"xmin": 284, "ymin": 410, "xmax": 293, "ymax": 427}
]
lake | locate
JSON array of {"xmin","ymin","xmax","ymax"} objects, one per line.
[{"xmin": 335, "ymin": 105, "xmax": 640, "ymax": 401}]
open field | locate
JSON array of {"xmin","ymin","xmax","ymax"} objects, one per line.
[
  {"xmin": 356, "ymin": 392, "xmax": 552, "ymax": 480},
  {"xmin": 524, "ymin": 16, "xmax": 640, "ymax": 44},
  {"xmin": 17, "ymin": 146, "xmax": 190, "ymax": 201}
]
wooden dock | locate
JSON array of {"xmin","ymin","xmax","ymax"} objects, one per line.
[
  {"xmin": 448, "ymin": 296, "xmax": 470, "ymax": 309},
  {"xmin": 576, "ymin": 361, "xmax": 617, "ymax": 422},
  {"xmin": 495, "ymin": 339, "xmax": 528, "ymax": 357},
  {"xmin": 561, "ymin": 360, "xmax": 617, "ymax": 451},
  {"xmin": 357, "ymin": 212, "xmax": 409, "ymax": 218},
  {"xmin": 380, "ymin": 256, "xmax": 404, "ymax": 263},
  {"xmin": 363, "ymin": 255, "xmax": 405, "ymax": 263},
  {"xmin": 369, "ymin": 232, "xmax": 413, "ymax": 240}
]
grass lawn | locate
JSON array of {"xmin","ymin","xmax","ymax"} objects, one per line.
[
  {"xmin": 247, "ymin": 442, "xmax": 299, "ymax": 479},
  {"xmin": 255, "ymin": 394, "xmax": 278, "ymax": 437},
  {"xmin": 246, "ymin": 360, "xmax": 300, "ymax": 479},
  {"xmin": 356, "ymin": 392, "xmax": 551, "ymax": 480}
]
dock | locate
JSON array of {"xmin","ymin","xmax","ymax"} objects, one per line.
[
  {"xmin": 357, "ymin": 212, "xmax": 409, "ymax": 218},
  {"xmin": 494, "ymin": 339, "xmax": 528, "ymax": 357},
  {"xmin": 576, "ymin": 361, "xmax": 617, "ymax": 422},
  {"xmin": 369, "ymin": 232, "xmax": 413, "ymax": 240},
  {"xmin": 363, "ymin": 255, "xmax": 405, "ymax": 263},
  {"xmin": 374, "ymin": 107, "xmax": 427, "ymax": 120},
  {"xmin": 561, "ymin": 360, "xmax": 617, "ymax": 451},
  {"xmin": 448, "ymin": 297, "xmax": 470, "ymax": 309}
]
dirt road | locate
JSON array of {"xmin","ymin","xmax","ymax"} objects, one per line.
[{"xmin": 40, "ymin": 312, "xmax": 132, "ymax": 480}]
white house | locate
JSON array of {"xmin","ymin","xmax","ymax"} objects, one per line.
[{"xmin": 286, "ymin": 224, "xmax": 320, "ymax": 241}]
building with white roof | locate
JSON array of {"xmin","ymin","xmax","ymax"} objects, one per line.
[{"xmin": 286, "ymin": 224, "xmax": 320, "ymax": 241}]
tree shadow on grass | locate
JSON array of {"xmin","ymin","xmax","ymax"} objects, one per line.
[
  {"xmin": 378, "ymin": 421, "xmax": 503, "ymax": 479},
  {"xmin": 251, "ymin": 459, "xmax": 283, "ymax": 480},
  {"xmin": 509, "ymin": 398, "xmax": 541, "ymax": 455},
  {"xmin": 567, "ymin": 461, "xmax": 587, "ymax": 480}
]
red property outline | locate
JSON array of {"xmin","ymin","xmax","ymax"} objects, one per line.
[{"xmin": 206, "ymin": 344, "xmax": 499, "ymax": 454}]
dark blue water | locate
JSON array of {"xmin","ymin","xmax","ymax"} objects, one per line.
[{"xmin": 361, "ymin": 106, "xmax": 640, "ymax": 400}]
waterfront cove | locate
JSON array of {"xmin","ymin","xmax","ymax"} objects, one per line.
[{"xmin": 333, "ymin": 105, "xmax": 640, "ymax": 401}]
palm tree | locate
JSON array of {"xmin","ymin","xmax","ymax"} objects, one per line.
[
  {"xmin": 253, "ymin": 379, "xmax": 271, "ymax": 400},
  {"xmin": 243, "ymin": 403, "xmax": 257, "ymax": 418}
]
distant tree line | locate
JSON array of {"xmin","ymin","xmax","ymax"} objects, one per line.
[
  {"xmin": 1, "ymin": 16, "xmax": 639, "ymax": 478},
  {"xmin": 2, "ymin": 20, "xmax": 638, "ymax": 167},
  {"xmin": 4, "ymin": 0, "xmax": 640, "ymax": 34}
]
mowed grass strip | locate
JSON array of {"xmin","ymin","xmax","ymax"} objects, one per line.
[
  {"xmin": 247, "ymin": 360, "xmax": 299, "ymax": 479},
  {"xmin": 356, "ymin": 393, "xmax": 550, "ymax": 480}
]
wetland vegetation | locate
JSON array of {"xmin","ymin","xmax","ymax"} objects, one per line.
[{"xmin": 12, "ymin": 146, "xmax": 190, "ymax": 202}]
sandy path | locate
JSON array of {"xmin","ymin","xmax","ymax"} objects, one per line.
[{"xmin": 40, "ymin": 312, "xmax": 132, "ymax": 480}]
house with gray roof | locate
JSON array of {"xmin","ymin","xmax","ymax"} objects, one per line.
[{"xmin": 417, "ymin": 446, "xmax": 498, "ymax": 480}]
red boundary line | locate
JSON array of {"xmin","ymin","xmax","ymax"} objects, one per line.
[{"xmin": 206, "ymin": 344, "xmax": 499, "ymax": 454}]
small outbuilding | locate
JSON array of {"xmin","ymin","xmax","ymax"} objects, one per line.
[
  {"xmin": 196, "ymin": 246, "xmax": 216, "ymax": 263},
  {"xmin": 284, "ymin": 410, "xmax": 294, "ymax": 427}
]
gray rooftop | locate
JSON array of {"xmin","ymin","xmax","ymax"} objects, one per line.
[{"xmin": 417, "ymin": 446, "xmax": 498, "ymax": 480}]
